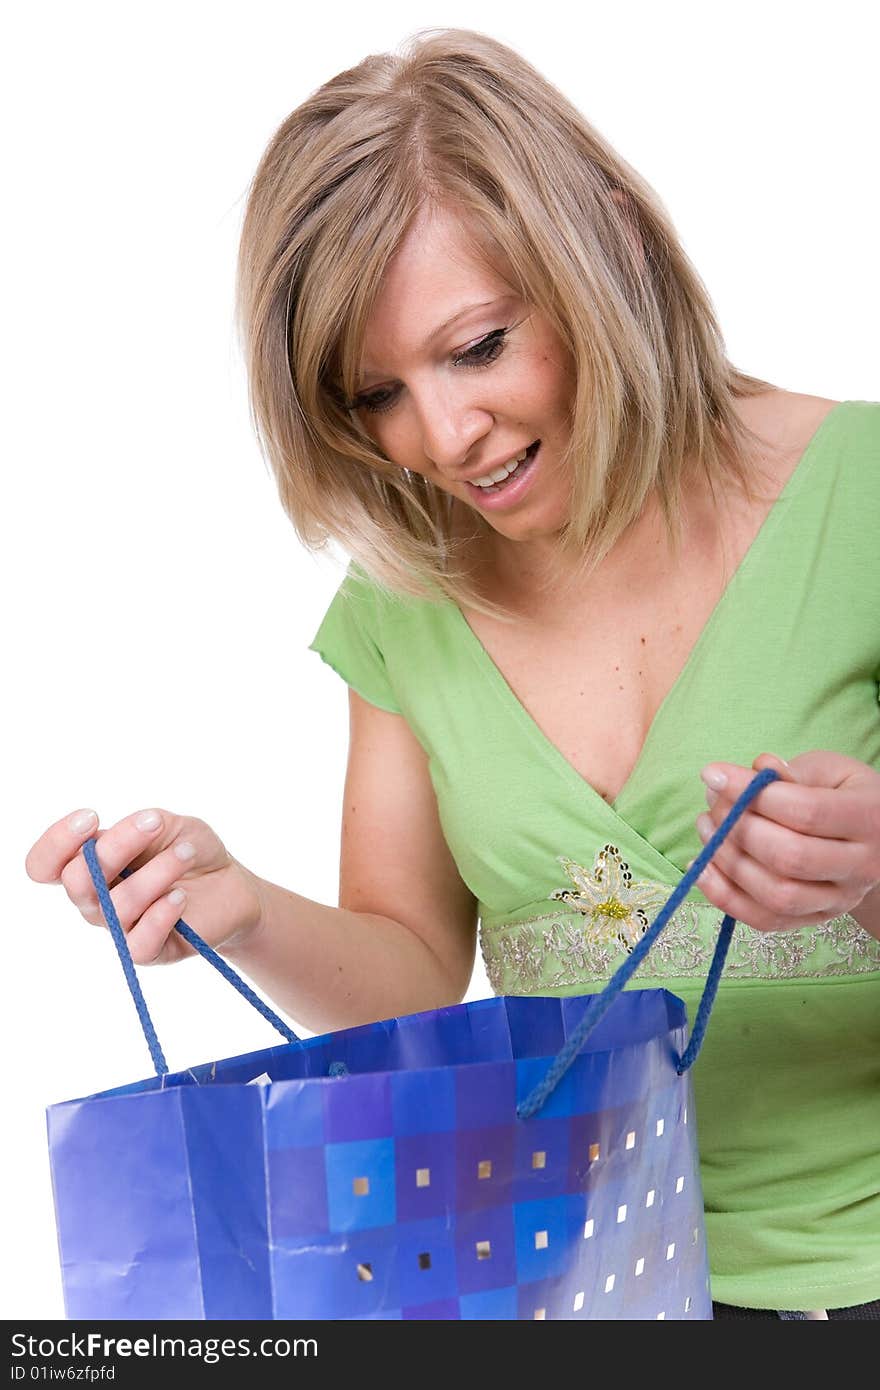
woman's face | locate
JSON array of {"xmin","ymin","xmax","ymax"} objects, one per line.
[{"xmin": 349, "ymin": 203, "xmax": 576, "ymax": 550}]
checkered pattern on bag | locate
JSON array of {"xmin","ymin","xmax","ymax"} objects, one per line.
[{"xmin": 263, "ymin": 1050, "xmax": 708, "ymax": 1320}]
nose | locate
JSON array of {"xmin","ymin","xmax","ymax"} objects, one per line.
[{"xmin": 415, "ymin": 386, "xmax": 493, "ymax": 478}]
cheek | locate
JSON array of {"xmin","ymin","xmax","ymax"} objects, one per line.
[
  {"xmin": 362, "ymin": 416, "xmax": 403, "ymax": 460},
  {"xmin": 501, "ymin": 357, "xmax": 552, "ymax": 417},
  {"xmin": 522, "ymin": 342, "xmax": 574, "ymax": 412},
  {"xmin": 366, "ymin": 423, "xmax": 425, "ymax": 476}
]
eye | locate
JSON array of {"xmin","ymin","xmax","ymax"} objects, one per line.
[
  {"xmin": 452, "ymin": 327, "xmax": 509, "ymax": 369},
  {"xmin": 352, "ymin": 328, "xmax": 510, "ymax": 415},
  {"xmin": 354, "ymin": 386, "xmax": 397, "ymax": 416}
]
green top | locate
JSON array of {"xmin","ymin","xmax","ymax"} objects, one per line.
[{"xmin": 309, "ymin": 399, "xmax": 880, "ymax": 1311}]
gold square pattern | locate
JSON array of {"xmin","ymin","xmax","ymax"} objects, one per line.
[
  {"xmin": 353, "ymin": 1177, "xmax": 369, "ymax": 1196},
  {"xmin": 477, "ymin": 1160, "xmax": 492, "ymax": 1180}
]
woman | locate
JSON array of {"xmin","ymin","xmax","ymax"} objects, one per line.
[{"xmin": 24, "ymin": 28, "xmax": 880, "ymax": 1318}]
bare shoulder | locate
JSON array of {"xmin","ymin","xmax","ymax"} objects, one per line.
[
  {"xmin": 731, "ymin": 390, "xmax": 844, "ymax": 501},
  {"xmin": 788, "ymin": 390, "xmax": 844, "ymax": 433},
  {"xmin": 735, "ymin": 388, "xmax": 842, "ymax": 448}
]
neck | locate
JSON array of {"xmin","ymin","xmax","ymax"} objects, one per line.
[{"xmin": 470, "ymin": 468, "xmax": 730, "ymax": 618}]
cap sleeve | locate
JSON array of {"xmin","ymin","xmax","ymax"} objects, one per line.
[{"xmin": 308, "ymin": 562, "xmax": 402, "ymax": 715}]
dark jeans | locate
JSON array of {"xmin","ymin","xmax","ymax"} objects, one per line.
[{"xmin": 713, "ymin": 1298, "xmax": 880, "ymax": 1320}]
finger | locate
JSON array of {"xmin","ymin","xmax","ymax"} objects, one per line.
[
  {"xmin": 700, "ymin": 761, "xmax": 870, "ymax": 841},
  {"xmin": 751, "ymin": 752, "xmax": 798, "ymax": 784},
  {"xmin": 701, "ymin": 753, "xmax": 795, "ymax": 832},
  {"xmin": 59, "ymin": 808, "xmax": 179, "ymax": 915},
  {"xmin": 694, "ymin": 813, "xmax": 852, "ymax": 920},
  {"xmin": 709, "ymin": 752, "xmax": 799, "ymax": 820},
  {"xmin": 687, "ymin": 855, "xmax": 843, "ymax": 933},
  {"xmin": 25, "ymin": 809, "xmax": 101, "ymax": 883},
  {"xmin": 696, "ymin": 804, "xmax": 867, "ymax": 885},
  {"xmin": 78, "ymin": 838, "xmax": 199, "ymax": 939},
  {"xmin": 783, "ymin": 749, "xmax": 878, "ymax": 789},
  {"xmin": 124, "ymin": 887, "xmax": 190, "ymax": 966}
]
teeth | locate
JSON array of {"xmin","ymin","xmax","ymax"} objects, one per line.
[{"xmin": 472, "ymin": 447, "xmax": 530, "ymax": 488}]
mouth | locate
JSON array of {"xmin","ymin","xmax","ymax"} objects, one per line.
[{"xmin": 465, "ymin": 439, "xmax": 541, "ymax": 509}]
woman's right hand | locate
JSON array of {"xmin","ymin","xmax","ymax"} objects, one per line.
[{"xmin": 24, "ymin": 808, "xmax": 266, "ymax": 965}]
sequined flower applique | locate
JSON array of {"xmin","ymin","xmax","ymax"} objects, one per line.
[{"xmin": 548, "ymin": 845, "xmax": 669, "ymax": 954}]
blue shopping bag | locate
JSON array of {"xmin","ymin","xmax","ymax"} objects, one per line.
[{"xmin": 45, "ymin": 770, "xmax": 779, "ymax": 1321}]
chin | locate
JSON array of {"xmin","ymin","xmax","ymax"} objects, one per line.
[{"xmin": 490, "ymin": 508, "xmax": 568, "ymax": 543}]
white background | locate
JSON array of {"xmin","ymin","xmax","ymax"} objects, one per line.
[{"xmin": 3, "ymin": 0, "xmax": 877, "ymax": 1321}]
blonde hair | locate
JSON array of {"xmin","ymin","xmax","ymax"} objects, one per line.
[{"xmin": 235, "ymin": 26, "xmax": 776, "ymax": 619}]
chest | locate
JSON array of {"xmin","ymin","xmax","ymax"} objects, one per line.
[
  {"xmin": 462, "ymin": 573, "xmax": 728, "ymax": 805},
  {"xmin": 453, "ymin": 396, "xmax": 836, "ymax": 807}
]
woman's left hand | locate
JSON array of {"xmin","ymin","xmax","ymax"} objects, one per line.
[{"xmin": 691, "ymin": 750, "xmax": 880, "ymax": 935}]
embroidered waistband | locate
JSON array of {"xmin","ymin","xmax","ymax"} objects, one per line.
[{"xmin": 479, "ymin": 844, "xmax": 880, "ymax": 993}]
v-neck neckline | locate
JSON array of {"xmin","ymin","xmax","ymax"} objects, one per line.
[{"xmin": 448, "ymin": 400, "xmax": 849, "ymax": 823}]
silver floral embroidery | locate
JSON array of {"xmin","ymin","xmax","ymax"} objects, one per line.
[
  {"xmin": 480, "ymin": 843, "xmax": 880, "ymax": 993},
  {"xmin": 812, "ymin": 917, "xmax": 880, "ymax": 971},
  {"xmin": 722, "ymin": 926, "xmax": 811, "ymax": 976}
]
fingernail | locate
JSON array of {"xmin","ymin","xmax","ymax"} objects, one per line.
[
  {"xmin": 696, "ymin": 813, "xmax": 713, "ymax": 840},
  {"xmin": 174, "ymin": 841, "xmax": 195, "ymax": 861},
  {"xmin": 700, "ymin": 768, "xmax": 727, "ymax": 790},
  {"xmin": 68, "ymin": 809, "xmax": 97, "ymax": 833},
  {"xmin": 760, "ymin": 752, "xmax": 790, "ymax": 771},
  {"xmin": 135, "ymin": 810, "xmax": 162, "ymax": 832},
  {"xmin": 705, "ymin": 787, "xmax": 718, "ymax": 808},
  {"xmin": 167, "ymin": 888, "xmax": 186, "ymax": 907}
]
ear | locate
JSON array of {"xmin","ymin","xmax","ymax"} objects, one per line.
[{"xmin": 609, "ymin": 188, "xmax": 646, "ymax": 271}]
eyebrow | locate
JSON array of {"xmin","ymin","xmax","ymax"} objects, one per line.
[{"xmin": 356, "ymin": 297, "xmax": 505, "ymax": 389}]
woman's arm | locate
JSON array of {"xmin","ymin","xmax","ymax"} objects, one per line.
[{"xmin": 224, "ymin": 688, "xmax": 478, "ymax": 1032}]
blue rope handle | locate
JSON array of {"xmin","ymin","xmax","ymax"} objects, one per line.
[
  {"xmin": 516, "ymin": 767, "xmax": 780, "ymax": 1119},
  {"xmin": 81, "ymin": 837, "xmax": 300, "ymax": 1076},
  {"xmin": 80, "ymin": 767, "xmax": 776, "ymax": 1086}
]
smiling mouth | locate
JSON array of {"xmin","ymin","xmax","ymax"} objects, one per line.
[{"xmin": 469, "ymin": 439, "xmax": 540, "ymax": 492}]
